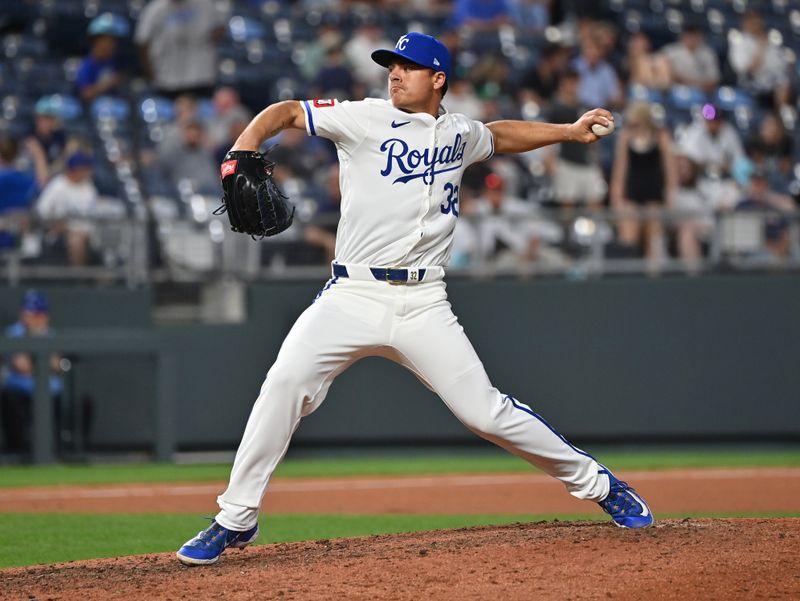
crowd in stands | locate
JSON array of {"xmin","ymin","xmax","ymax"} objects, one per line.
[{"xmin": 1, "ymin": 0, "xmax": 800, "ymax": 278}]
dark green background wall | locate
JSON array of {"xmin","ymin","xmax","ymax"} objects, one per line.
[{"xmin": 1, "ymin": 274, "xmax": 798, "ymax": 450}]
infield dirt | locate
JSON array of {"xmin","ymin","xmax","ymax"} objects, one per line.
[{"xmin": 1, "ymin": 518, "xmax": 798, "ymax": 600}]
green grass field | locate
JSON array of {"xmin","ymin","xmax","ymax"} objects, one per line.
[
  {"xmin": 1, "ymin": 449, "xmax": 798, "ymax": 488},
  {"xmin": 1, "ymin": 449, "xmax": 798, "ymax": 568}
]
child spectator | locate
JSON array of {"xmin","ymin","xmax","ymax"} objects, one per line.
[
  {"xmin": 36, "ymin": 151, "xmax": 100, "ymax": 266},
  {"xmin": 76, "ymin": 13, "xmax": 129, "ymax": 103}
]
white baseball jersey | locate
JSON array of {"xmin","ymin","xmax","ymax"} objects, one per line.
[
  {"xmin": 301, "ymin": 98, "xmax": 494, "ymax": 267},
  {"xmin": 212, "ymin": 97, "xmax": 611, "ymax": 535}
]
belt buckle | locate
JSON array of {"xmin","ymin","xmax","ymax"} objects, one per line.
[{"xmin": 386, "ymin": 265, "xmax": 405, "ymax": 285}]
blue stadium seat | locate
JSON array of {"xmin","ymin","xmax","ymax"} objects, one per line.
[
  {"xmin": 139, "ymin": 96, "xmax": 176, "ymax": 124},
  {"xmin": 714, "ymin": 86, "xmax": 754, "ymax": 112},
  {"xmin": 669, "ymin": 85, "xmax": 708, "ymax": 110},
  {"xmin": 228, "ymin": 16, "xmax": 266, "ymax": 43},
  {"xmin": 92, "ymin": 96, "xmax": 131, "ymax": 122}
]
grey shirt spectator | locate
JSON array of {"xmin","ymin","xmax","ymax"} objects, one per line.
[
  {"xmin": 157, "ymin": 118, "xmax": 219, "ymax": 195},
  {"xmin": 135, "ymin": 0, "xmax": 226, "ymax": 97},
  {"xmin": 661, "ymin": 27, "xmax": 720, "ymax": 92}
]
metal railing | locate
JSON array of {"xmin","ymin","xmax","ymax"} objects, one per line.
[{"xmin": 1, "ymin": 205, "xmax": 798, "ymax": 287}]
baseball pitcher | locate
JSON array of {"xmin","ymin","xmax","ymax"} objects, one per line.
[{"xmin": 177, "ymin": 32, "xmax": 652, "ymax": 566}]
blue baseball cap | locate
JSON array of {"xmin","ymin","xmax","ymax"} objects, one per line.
[
  {"xmin": 371, "ymin": 32, "xmax": 452, "ymax": 80},
  {"xmin": 88, "ymin": 13, "xmax": 130, "ymax": 37},
  {"xmin": 66, "ymin": 151, "xmax": 93, "ymax": 170},
  {"xmin": 21, "ymin": 290, "xmax": 48, "ymax": 314}
]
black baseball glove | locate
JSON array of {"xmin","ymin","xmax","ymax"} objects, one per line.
[{"xmin": 216, "ymin": 149, "xmax": 294, "ymax": 237}]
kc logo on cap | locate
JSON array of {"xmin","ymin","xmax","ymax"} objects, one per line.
[{"xmin": 371, "ymin": 32, "xmax": 452, "ymax": 80}]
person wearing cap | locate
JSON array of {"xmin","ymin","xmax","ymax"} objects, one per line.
[
  {"xmin": 176, "ymin": 31, "xmax": 651, "ymax": 568},
  {"xmin": 76, "ymin": 13, "xmax": 130, "ymax": 103},
  {"xmin": 1, "ymin": 290, "xmax": 63, "ymax": 455},
  {"xmin": 23, "ymin": 95, "xmax": 70, "ymax": 181},
  {"xmin": 36, "ymin": 151, "xmax": 100, "ymax": 266}
]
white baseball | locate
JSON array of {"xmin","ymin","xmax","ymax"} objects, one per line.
[{"xmin": 591, "ymin": 121, "xmax": 615, "ymax": 136}]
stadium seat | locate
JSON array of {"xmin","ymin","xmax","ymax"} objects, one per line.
[
  {"xmin": 92, "ymin": 96, "xmax": 131, "ymax": 122},
  {"xmin": 139, "ymin": 96, "xmax": 176, "ymax": 124},
  {"xmin": 228, "ymin": 16, "xmax": 266, "ymax": 43},
  {"xmin": 669, "ymin": 85, "xmax": 708, "ymax": 110}
]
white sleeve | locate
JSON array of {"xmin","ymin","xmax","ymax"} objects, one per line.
[
  {"xmin": 36, "ymin": 180, "xmax": 62, "ymax": 219},
  {"xmin": 462, "ymin": 118, "xmax": 495, "ymax": 166},
  {"xmin": 301, "ymin": 99, "xmax": 369, "ymax": 150},
  {"xmin": 728, "ymin": 38, "xmax": 752, "ymax": 75},
  {"xmin": 133, "ymin": 4, "xmax": 156, "ymax": 45}
]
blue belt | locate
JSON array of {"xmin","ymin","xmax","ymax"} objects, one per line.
[{"xmin": 332, "ymin": 264, "xmax": 426, "ymax": 284}]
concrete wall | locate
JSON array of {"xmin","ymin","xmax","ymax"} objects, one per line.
[{"xmin": 1, "ymin": 274, "xmax": 798, "ymax": 451}]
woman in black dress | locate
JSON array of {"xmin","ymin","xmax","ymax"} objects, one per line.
[{"xmin": 609, "ymin": 101, "xmax": 678, "ymax": 267}]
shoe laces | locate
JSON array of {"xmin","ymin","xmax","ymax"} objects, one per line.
[
  {"xmin": 192, "ymin": 522, "xmax": 229, "ymax": 549},
  {"xmin": 600, "ymin": 480, "xmax": 642, "ymax": 516}
]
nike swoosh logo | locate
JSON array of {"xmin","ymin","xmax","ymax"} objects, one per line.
[
  {"xmin": 629, "ymin": 490, "xmax": 650, "ymax": 516},
  {"xmin": 391, "ymin": 120, "xmax": 411, "ymax": 128}
]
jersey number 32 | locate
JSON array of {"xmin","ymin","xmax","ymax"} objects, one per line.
[{"xmin": 440, "ymin": 183, "xmax": 460, "ymax": 217}]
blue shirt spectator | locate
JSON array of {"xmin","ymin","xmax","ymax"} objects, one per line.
[
  {"xmin": 452, "ymin": 0, "xmax": 510, "ymax": 27},
  {"xmin": 572, "ymin": 39, "xmax": 623, "ymax": 109},
  {"xmin": 2, "ymin": 291, "xmax": 62, "ymax": 397},
  {"xmin": 76, "ymin": 13, "xmax": 129, "ymax": 102},
  {"xmin": 0, "ymin": 136, "xmax": 38, "ymax": 250}
]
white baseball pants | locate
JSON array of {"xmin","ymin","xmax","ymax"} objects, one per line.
[{"xmin": 216, "ymin": 277, "xmax": 609, "ymax": 530}]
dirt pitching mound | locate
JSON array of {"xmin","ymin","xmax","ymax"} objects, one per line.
[{"xmin": 2, "ymin": 518, "xmax": 798, "ymax": 600}]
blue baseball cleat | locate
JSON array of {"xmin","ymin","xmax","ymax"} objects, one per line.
[
  {"xmin": 597, "ymin": 466, "xmax": 654, "ymax": 529},
  {"xmin": 176, "ymin": 520, "xmax": 259, "ymax": 566}
]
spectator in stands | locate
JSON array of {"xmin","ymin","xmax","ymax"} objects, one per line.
[
  {"xmin": 661, "ymin": 26, "xmax": 720, "ymax": 93},
  {"xmin": 545, "ymin": 69, "xmax": 607, "ymax": 209},
  {"xmin": 622, "ymin": 32, "xmax": 671, "ymax": 91},
  {"xmin": 343, "ymin": 20, "xmax": 393, "ymax": 94},
  {"xmin": 677, "ymin": 104, "xmax": 745, "ymax": 191},
  {"xmin": 0, "ymin": 136, "xmax": 39, "ymax": 253},
  {"xmin": 25, "ymin": 96, "xmax": 70, "ymax": 179},
  {"xmin": 443, "ymin": 78, "xmax": 484, "ymax": 120},
  {"xmin": 451, "ymin": 0, "xmax": 511, "ymax": 31},
  {"xmin": 572, "ymin": 34, "xmax": 624, "ymax": 109},
  {"xmin": 36, "ymin": 151, "xmax": 100, "ymax": 266},
  {"xmin": 674, "ymin": 153, "xmax": 714, "ymax": 273},
  {"xmin": 507, "ymin": 0, "xmax": 551, "ymax": 34},
  {"xmin": 609, "ymin": 101, "xmax": 677, "ymax": 265},
  {"xmin": 298, "ymin": 22, "xmax": 343, "ymax": 82},
  {"xmin": 311, "ymin": 44, "xmax": 359, "ymax": 101},
  {"xmin": 471, "ymin": 172, "xmax": 564, "ymax": 268},
  {"xmin": 728, "ymin": 10, "xmax": 791, "ymax": 110},
  {"xmin": 469, "ymin": 53, "xmax": 516, "ymax": 103},
  {"xmin": 134, "ymin": 0, "xmax": 227, "ymax": 98},
  {"xmin": 745, "ymin": 112, "xmax": 794, "ymax": 195},
  {"xmin": 735, "ymin": 167, "xmax": 794, "ymax": 259},
  {"xmin": 207, "ymin": 87, "xmax": 252, "ymax": 149},
  {"xmin": 269, "ymin": 128, "xmax": 336, "ymax": 183},
  {"xmin": 303, "ymin": 164, "xmax": 341, "ymax": 265},
  {"xmin": 156, "ymin": 117, "xmax": 219, "ymax": 195},
  {"xmin": 1, "ymin": 290, "xmax": 63, "ymax": 455},
  {"xmin": 76, "ymin": 13, "xmax": 129, "ymax": 104},
  {"xmin": 517, "ymin": 43, "xmax": 571, "ymax": 109}
]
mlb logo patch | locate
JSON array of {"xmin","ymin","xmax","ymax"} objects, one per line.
[
  {"xmin": 220, "ymin": 159, "xmax": 238, "ymax": 178},
  {"xmin": 313, "ymin": 99, "xmax": 335, "ymax": 108}
]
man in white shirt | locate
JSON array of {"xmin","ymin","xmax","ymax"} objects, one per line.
[
  {"xmin": 728, "ymin": 10, "xmax": 791, "ymax": 109},
  {"xmin": 661, "ymin": 26, "xmax": 721, "ymax": 93},
  {"xmin": 176, "ymin": 32, "xmax": 653, "ymax": 567},
  {"xmin": 134, "ymin": 0, "xmax": 226, "ymax": 98}
]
